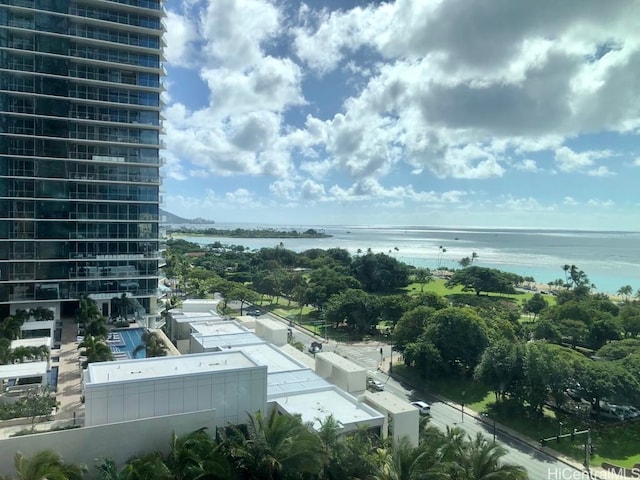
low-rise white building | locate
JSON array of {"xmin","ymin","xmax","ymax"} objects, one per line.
[
  {"xmin": 83, "ymin": 351, "xmax": 267, "ymax": 427},
  {"xmin": 254, "ymin": 317, "xmax": 288, "ymax": 346},
  {"xmin": 187, "ymin": 320, "xmax": 386, "ymax": 435},
  {"xmin": 364, "ymin": 391, "xmax": 420, "ymax": 447},
  {"xmin": 315, "ymin": 351, "xmax": 367, "ymax": 394}
]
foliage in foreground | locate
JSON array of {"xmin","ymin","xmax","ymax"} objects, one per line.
[{"xmin": 0, "ymin": 411, "xmax": 528, "ymax": 480}]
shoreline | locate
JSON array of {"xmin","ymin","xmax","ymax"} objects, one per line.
[{"xmin": 169, "ymin": 232, "xmax": 639, "ymax": 296}]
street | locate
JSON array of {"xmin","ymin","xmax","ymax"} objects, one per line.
[{"xmin": 235, "ymin": 305, "xmax": 592, "ymax": 480}]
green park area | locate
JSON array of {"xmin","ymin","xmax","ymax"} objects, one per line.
[{"xmin": 165, "ymin": 239, "xmax": 640, "ymax": 470}]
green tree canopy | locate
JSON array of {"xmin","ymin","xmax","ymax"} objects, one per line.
[
  {"xmin": 445, "ymin": 267, "xmax": 520, "ymax": 296},
  {"xmin": 324, "ymin": 289, "xmax": 382, "ymax": 334},
  {"xmin": 350, "ymin": 252, "xmax": 410, "ymax": 293},
  {"xmin": 393, "ymin": 306, "xmax": 433, "ymax": 353},
  {"xmin": 423, "ymin": 307, "xmax": 490, "ymax": 375},
  {"xmin": 523, "ymin": 293, "xmax": 547, "ymax": 320}
]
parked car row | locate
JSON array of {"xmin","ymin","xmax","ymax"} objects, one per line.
[{"xmin": 564, "ymin": 387, "xmax": 639, "ymax": 421}]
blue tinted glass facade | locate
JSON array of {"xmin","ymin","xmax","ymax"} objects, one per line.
[{"xmin": 0, "ymin": 0, "xmax": 164, "ymax": 316}]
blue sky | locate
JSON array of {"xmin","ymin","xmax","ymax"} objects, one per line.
[{"xmin": 161, "ymin": 0, "xmax": 640, "ymax": 230}]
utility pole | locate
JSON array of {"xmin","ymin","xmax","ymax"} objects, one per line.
[
  {"xmin": 540, "ymin": 428, "xmax": 592, "ymax": 476},
  {"xmin": 585, "ymin": 429, "xmax": 591, "ymax": 475}
]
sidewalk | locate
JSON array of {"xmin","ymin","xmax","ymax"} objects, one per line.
[
  {"xmin": 54, "ymin": 315, "xmax": 84, "ymax": 422},
  {"xmin": 381, "ymin": 362, "xmax": 627, "ymax": 480}
]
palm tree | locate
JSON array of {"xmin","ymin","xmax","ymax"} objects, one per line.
[
  {"xmin": 437, "ymin": 246, "xmax": 447, "ymax": 269},
  {"xmin": 117, "ymin": 452, "xmax": 171, "ymax": 480},
  {"xmin": 76, "ymin": 294, "xmax": 101, "ymax": 325},
  {"xmin": 78, "ymin": 335, "xmax": 113, "ymax": 368},
  {"xmin": 0, "ymin": 338, "xmax": 11, "ymax": 365},
  {"xmin": 459, "ymin": 257, "xmax": 472, "ymax": 268},
  {"xmin": 132, "ymin": 330, "xmax": 168, "ymax": 358},
  {"xmin": 471, "ymin": 252, "xmax": 479, "ymax": 264},
  {"xmin": 1, "ymin": 314, "xmax": 25, "ymax": 341},
  {"xmin": 29, "ymin": 307, "xmax": 54, "ymax": 322},
  {"xmin": 454, "ymin": 433, "xmax": 528, "ymax": 480},
  {"xmin": 10, "ymin": 345, "xmax": 48, "ymax": 363},
  {"xmin": 562, "ymin": 264, "xmax": 571, "ymax": 286},
  {"xmin": 2, "ymin": 450, "xmax": 87, "ymax": 480},
  {"xmin": 164, "ymin": 428, "xmax": 235, "ymax": 480},
  {"xmin": 225, "ymin": 410, "xmax": 322, "ymax": 480},
  {"xmin": 617, "ymin": 285, "xmax": 633, "ymax": 302},
  {"xmin": 317, "ymin": 414, "xmax": 343, "ymax": 463},
  {"xmin": 323, "ymin": 426, "xmax": 378, "ymax": 479},
  {"xmin": 117, "ymin": 293, "xmax": 132, "ymax": 322},
  {"xmin": 84, "ymin": 316, "xmax": 108, "ymax": 339}
]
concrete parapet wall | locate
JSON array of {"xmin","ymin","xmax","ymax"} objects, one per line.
[{"xmin": 0, "ymin": 409, "xmax": 218, "ymax": 479}]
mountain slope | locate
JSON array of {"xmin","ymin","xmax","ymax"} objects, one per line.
[{"xmin": 160, "ymin": 209, "xmax": 214, "ymax": 225}]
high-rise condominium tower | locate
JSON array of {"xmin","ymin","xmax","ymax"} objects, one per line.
[{"xmin": 0, "ymin": 0, "xmax": 165, "ymax": 320}]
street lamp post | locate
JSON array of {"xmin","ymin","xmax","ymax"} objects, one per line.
[
  {"xmin": 461, "ymin": 391, "xmax": 465, "ymax": 423},
  {"xmin": 558, "ymin": 421, "xmax": 564, "ymax": 441},
  {"xmin": 493, "ymin": 417, "xmax": 496, "ymax": 442}
]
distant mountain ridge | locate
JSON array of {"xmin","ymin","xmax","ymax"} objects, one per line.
[{"xmin": 160, "ymin": 209, "xmax": 214, "ymax": 225}]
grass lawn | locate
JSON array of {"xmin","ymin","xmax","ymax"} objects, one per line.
[
  {"xmin": 393, "ymin": 365, "xmax": 640, "ymax": 468},
  {"xmin": 404, "ymin": 278, "xmax": 557, "ymax": 307}
]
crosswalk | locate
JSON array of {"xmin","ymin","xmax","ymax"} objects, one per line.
[{"xmin": 334, "ymin": 344, "xmax": 382, "ymax": 370}]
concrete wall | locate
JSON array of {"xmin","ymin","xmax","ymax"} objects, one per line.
[
  {"xmin": 0, "ymin": 410, "xmax": 218, "ymax": 479},
  {"xmin": 85, "ymin": 366, "xmax": 267, "ymax": 427},
  {"xmin": 390, "ymin": 410, "xmax": 419, "ymax": 447},
  {"xmin": 235, "ymin": 315, "xmax": 256, "ymax": 330},
  {"xmin": 182, "ymin": 300, "xmax": 219, "ymax": 313},
  {"xmin": 314, "ymin": 353, "xmax": 366, "ymax": 393},
  {"xmin": 190, "ymin": 335, "xmax": 206, "ymax": 354},
  {"xmin": 315, "ymin": 354, "xmax": 332, "ymax": 378},
  {"xmin": 363, "ymin": 392, "xmax": 419, "ymax": 447},
  {"xmin": 176, "ymin": 337, "xmax": 190, "ymax": 354},
  {"xmin": 254, "ymin": 318, "xmax": 287, "ymax": 346}
]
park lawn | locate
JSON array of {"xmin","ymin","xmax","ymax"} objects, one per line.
[
  {"xmin": 405, "ymin": 278, "xmax": 464, "ymax": 296},
  {"xmin": 393, "ymin": 365, "xmax": 640, "ymax": 468},
  {"xmin": 405, "ymin": 278, "xmax": 558, "ymax": 307}
]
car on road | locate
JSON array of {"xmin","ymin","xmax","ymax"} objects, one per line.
[
  {"xmin": 367, "ymin": 378, "xmax": 385, "ymax": 391},
  {"xmin": 246, "ymin": 309, "xmax": 262, "ymax": 317},
  {"xmin": 411, "ymin": 401, "xmax": 431, "ymax": 416},
  {"xmin": 308, "ymin": 341, "xmax": 323, "ymax": 354}
]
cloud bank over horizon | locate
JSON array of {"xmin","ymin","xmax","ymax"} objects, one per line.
[{"xmin": 161, "ymin": 0, "xmax": 640, "ymax": 230}]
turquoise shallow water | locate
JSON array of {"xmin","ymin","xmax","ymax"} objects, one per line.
[{"xmin": 173, "ymin": 224, "xmax": 640, "ymax": 295}]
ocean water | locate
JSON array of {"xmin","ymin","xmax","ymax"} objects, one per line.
[{"xmin": 171, "ymin": 224, "xmax": 640, "ymax": 295}]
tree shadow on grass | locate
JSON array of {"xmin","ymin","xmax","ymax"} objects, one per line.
[
  {"xmin": 592, "ymin": 421, "xmax": 640, "ymax": 467},
  {"xmin": 424, "ymin": 375, "xmax": 492, "ymax": 407}
]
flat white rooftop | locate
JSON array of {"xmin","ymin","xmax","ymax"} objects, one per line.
[
  {"xmin": 183, "ymin": 299, "xmax": 220, "ymax": 305},
  {"xmin": 11, "ymin": 337, "xmax": 52, "ymax": 349},
  {"xmin": 255, "ymin": 317, "xmax": 287, "ymax": 331},
  {"xmin": 191, "ymin": 321, "xmax": 249, "ymax": 336},
  {"xmin": 232, "ymin": 343, "xmax": 307, "ymax": 373},
  {"xmin": 0, "ymin": 361, "xmax": 48, "ymax": 380},
  {"xmin": 315, "ymin": 351, "xmax": 366, "ymax": 373},
  {"xmin": 182, "ymin": 299, "xmax": 221, "ymax": 310},
  {"xmin": 267, "ymin": 369, "xmax": 332, "ymax": 397},
  {"xmin": 86, "ymin": 351, "xmax": 258, "ymax": 385},
  {"xmin": 279, "ymin": 344, "xmax": 316, "ymax": 369},
  {"xmin": 273, "ymin": 387, "xmax": 384, "ymax": 430},
  {"xmin": 194, "ymin": 333, "xmax": 263, "ymax": 350},
  {"xmin": 364, "ymin": 391, "xmax": 419, "ymax": 414}
]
